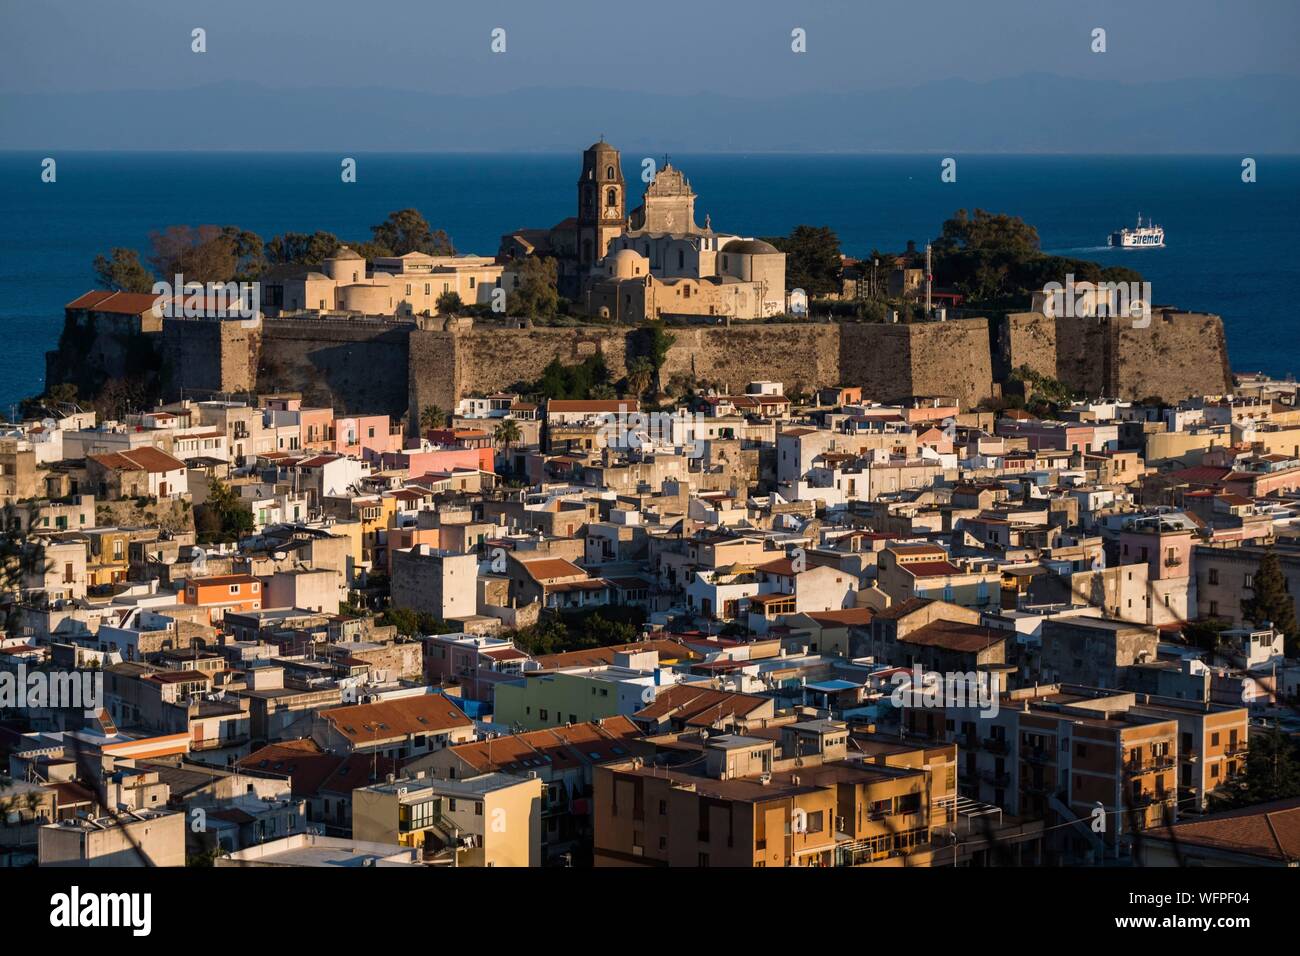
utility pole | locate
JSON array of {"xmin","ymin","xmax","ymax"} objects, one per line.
[{"xmin": 925, "ymin": 244, "xmax": 933, "ymax": 316}]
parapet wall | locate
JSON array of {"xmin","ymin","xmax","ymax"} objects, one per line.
[
  {"xmin": 111, "ymin": 310, "xmax": 1234, "ymax": 422},
  {"xmin": 1001, "ymin": 310, "xmax": 1233, "ymax": 402},
  {"xmin": 408, "ymin": 320, "xmax": 997, "ymax": 423}
]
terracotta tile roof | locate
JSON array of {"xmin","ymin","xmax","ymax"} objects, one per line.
[
  {"xmin": 1146, "ymin": 796, "xmax": 1300, "ymax": 864},
  {"xmin": 448, "ymin": 716, "xmax": 642, "ymax": 773},
  {"xmin": 898, "ymin": 620, "xmax": 1005, "ymax": 654},
  {"xmin": 901, "ymin": 560, "xmax": 964, "ymax": 577},
  {"xmin": 519, "ymin": 557, "xmax": 586, "ymax": 582},
  {"xmin": 88, "ymin": 447, "xmax": 186, "ymax": 474},
  {"xmin": 66, "ymin": 290, "xmax": 163, "ymax": 315},
  {"xmin": 238, "ymin": 740, "xmax": 402, "ymax": 797},
  {"xmin": 633, "ymin": 684, "xmax": 769, "ymax": 726},
  {"xmin": 319, "ymin": 695, "xmax": 472, "ymax": 743},
  {"xmin": 533, "ymin": 639, "xmax": 696, "ymax": 670}
]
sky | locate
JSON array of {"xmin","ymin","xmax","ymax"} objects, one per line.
[{"xmin": 2, "ymin": 0, "xmax": 1298, "ymax": 98}]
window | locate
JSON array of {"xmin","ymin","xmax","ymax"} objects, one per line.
[
  {"xmin": 1208, "ymin": 568, "xmax": 1219, "ymax": 585},
  {"xmin": 1244, "ymin": 573, "xmax": 1254, "ymax": 590}
]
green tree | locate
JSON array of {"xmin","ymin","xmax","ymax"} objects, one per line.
[
  {"xmin": 419, "ymin": 405, "xmax": 446, "ymax": 432},
  {"xmin": 436, "ymin": 290, "xmax": 463, "ymax": 315},
  {"xmin": 762, "ymin": 225, "xmax": 842, "ymax": 297},
  {"xmin": 507, "ymin": 257, "xmax": 559, "ymax": 320},
  {"xmin": 266, "ymin": 231, "xmax": 342, "ymax": 265},
  {"xmin": 1228, "ymin": 726, "xmax": 1300, "ymax": 806},
  {"xmin": 643, "ymin": 322, "xmax": 676, "ymax": 395},
  {"xmin": 494, "ymin": 417, "xmax": 522, "ymax": 471},
  {"xmin": 380, "ymin": 606, "xmax": 419, "ymax": 637},
  {"xmin": 148, "ymin": 224, "xmax": 239, "ymax": 284},
  {"xmin": 624, "ymin": 356, "xmax": 654, "ymax": 398},
  {"xmin": 197, "ymin": 476, "xmax": 253, "ymax": 543},
  {"xmin": 935, "ymin": 208, "xmax": 1040, "ymax": 258},
  {"xmin": 93, "ymin": 248, "xmax": 155, "ymax": 293},
  {"xmin": 370, "ymin": 209, "xmax": 455, "ymax": 257},
  {"xmin": 415, "ymin": 612, "xmax": 460, "ymax": 635},
  {"xmin": 1240, "ymin": 549, "xmax": 1298, "ymax": 653},
  {"xmin": 533, "ymin": 355, "xmax": 610, "ymax": 401},
  {"xmin": 221, "ymin": 226, "xmax": 266, "ymax": 280}
]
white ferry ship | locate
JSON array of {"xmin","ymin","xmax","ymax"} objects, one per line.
[{"xmin": 1108, "ymin": 213, "xmax": 1165, "ymax": 248}]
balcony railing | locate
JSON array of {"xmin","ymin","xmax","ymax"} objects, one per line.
[
  {"xmin": 981, "ymin": 737, "xmax": 1010, "ymax": 755},
  {"xmin": 1130, "ymin": 790, "xmax": 1175, "ymax": 809},
  {"xmin": 1125, "ymin": 754, "xmax": 1175, "ymax": 775}
]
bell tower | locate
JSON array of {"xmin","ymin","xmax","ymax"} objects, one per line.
[{"xmin": 577, "ymin": 138, "xmax": 626, "ymax": 267}]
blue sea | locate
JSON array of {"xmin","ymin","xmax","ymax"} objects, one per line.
[{"xmin": 1, "ymin": 152, "xmax": 1297, "ymax": 410}]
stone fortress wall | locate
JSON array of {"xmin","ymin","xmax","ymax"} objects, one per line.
[{"xmin": 58, "ymin": 310, "xmax": 1233, "ymax": 426}]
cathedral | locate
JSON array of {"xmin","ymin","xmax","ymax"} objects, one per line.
[{"xmin": 498, "ymin": 140, "xmax": 786, "ymax": 322}]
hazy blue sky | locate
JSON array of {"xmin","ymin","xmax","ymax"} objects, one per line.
[{"xmin": 3, "ymin": 0, "xmax": 1298, "ymax": 97}]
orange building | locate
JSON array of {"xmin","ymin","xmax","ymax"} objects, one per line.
[{"xmin": 183, "ymin": 573, "xmax": 263, "ymax": 624}]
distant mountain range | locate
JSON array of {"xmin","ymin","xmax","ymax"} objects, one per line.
[{"xmin": 3, "ymin": 73, "xmax": 1298, "ymax": 153}]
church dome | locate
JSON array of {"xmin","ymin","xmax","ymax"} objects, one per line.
[
  {"xmin": 608, "ymin": 248, "xmax": 648, "ymax": 279},
  {"xmin": 330, "ymin": 245, "xmax": 364, "ymax": 260},
  {"xmin": 721, "ymin": 238, "xmax": 780, "ymax": 255}
]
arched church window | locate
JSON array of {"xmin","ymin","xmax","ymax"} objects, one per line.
[
  {"xmin": 606, "ymin": 165, "xmax": 615, "ymax": 179},
  {"xmin": 606, "ymin": 188, "xmax": 617, "ymax": 207}
]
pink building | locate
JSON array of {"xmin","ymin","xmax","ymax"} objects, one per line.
[
  {"xmin": 1118, "ymin": 517, "xmax": 1196, "ymax": 582},
  {"xmin": 337, "ymin": 415, "xmax": 404, "ymax": 458},
  {"xmin": 377, "ymin": 446, "xmax": 494, "ymax": 476}
]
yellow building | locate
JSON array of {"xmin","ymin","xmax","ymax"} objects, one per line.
[{"xmin": 352, "ymin": 772, "xmax": 543, "ymax": 867}]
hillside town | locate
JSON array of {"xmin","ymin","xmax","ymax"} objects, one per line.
[
  {"xmin": 2, "ymin": 134, "xmax": 1299, "ymax": 874},
  {"xmin": 4, "ymin": 337, "xmax": 1300, "ymax": 867}
]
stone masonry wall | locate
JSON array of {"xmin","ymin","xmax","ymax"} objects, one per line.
[
  {"xmin": 255, "ymin": 318, "xmax": 412, "ymax": 416},
  {"xmin": 162, "ymin": 318, "xmax": 261, "ymax": 399}
]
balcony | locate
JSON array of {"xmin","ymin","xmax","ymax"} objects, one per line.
[
  {"xmin": 1125, "ymin": 754, "xmax": 1175, "ymax": 775},
  {"xmin": 1130, "ymin": 790, "xmax": 1175, "ymax": 810},
  {"xmin": 1021, "ymin": 748, "xmax": 1054, "ymax": 766},
  {"xmin": 978, "ymin": 768, "xmax": 1011, "ymax": 787},
  {"xmin": 981, "ymin": 737, "xmax": 1010, "ymax": 755}
]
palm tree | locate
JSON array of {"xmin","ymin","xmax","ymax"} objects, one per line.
[
  {"xmin": 625, "ymin": 356, "xmax": 654, "ymax": 399},
  {"xmin": 494, "ymin": 417, "xmax": 523, "ymax": 474},
  {"xmin": 419, "ymin": 404, "xmax": 445, "ymax": 432}
]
